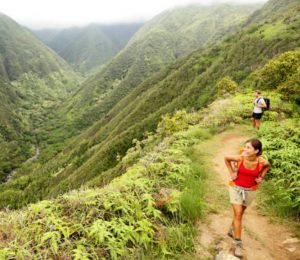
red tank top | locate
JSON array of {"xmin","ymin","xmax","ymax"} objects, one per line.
[{"xmin": 234, "ymin": 160, "xmax": 260, "ymax": 188}]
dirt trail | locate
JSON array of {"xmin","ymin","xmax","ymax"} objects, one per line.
[{"xmin": 195, "ymin": 131, "xmax": 300, "ymax": 260}]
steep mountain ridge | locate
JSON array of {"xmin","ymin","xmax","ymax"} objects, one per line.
[
  {"xmin": 0, "ymin": 13, "xmax": 78, "ymax": 109},
  {"xmin": 0, "ymin": 13, "xmax": 78, "ymax": 179},
  {"xmin": 33, "ymin": 23, "xmax": 143, "ymax": 73},
  {"xmin": 0, "ymin": 14, "xmax": 75, "ymax": 81},
  {"xmin": 245, "ymin": 0, "xmax": 300, "ymax": 25},
  {"xmin": 0, "ymin": 80, "xmax": 30, "ymax": 181},
  {"xmin": 47, "ymin": 0, "xmax": 298, "ymax": 191},
  {"xmin": 0, "ymin": 0, "xmax": 298, "ymax": 205},
  {"xmin": 41, "ymin": 3, "xmax": 259, "ymax": 144},
  {"xmin": 0, "ymin": 54, "xmax": 299, "ymax": 258}
]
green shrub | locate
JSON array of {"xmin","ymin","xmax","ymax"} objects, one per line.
[
  {"xmin": 217, "ymin": 76, "xmax": 238, "ymax": 97},
  {"xmin": 259, "ymin": 120, "xmax": 300, "ymax": 218},
  {"xmin": 0, "ymin": 117, "xmax": 209, "ymax": 259},
  {"xmin": 254, "ymin": 49, "xmax": 300, "ymax": 92}
]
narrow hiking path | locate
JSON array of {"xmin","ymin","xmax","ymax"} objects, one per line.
[{"xmin": 193, "ymin": 127, "xmax": 300, "ymax": 260}]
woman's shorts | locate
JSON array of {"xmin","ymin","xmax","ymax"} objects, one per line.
[
  {"xmin": 252, "ymin": 112, "xmax": 263, "ymax": 119},
  {"xmin": 229, "ymin": 186, "xmax": 256, "ymax": 207}
]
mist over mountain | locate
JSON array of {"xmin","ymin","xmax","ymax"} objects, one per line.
[
  {"xmin": 40, "ymin": 0, "xmax": 297, "ymax": 196},
  {"xmin": 42, "ymin": 3, "xmax": 259, "ymax": 141},
  {"xmin": 1, "ymin": 0, "xmax": 268, "ymax": 29},
  {"xmin": 32, "ymin": 23, "xmax": 143, "ymax": 73},
  {"xmin": 1, "ymin": 0, "xmax": 298, "ymax": 202},
  {"xmin": 0, "ymin": 0, "xmax": 299, "ymax": 258}
]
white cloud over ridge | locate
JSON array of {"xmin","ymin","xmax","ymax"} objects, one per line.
[{"xmin": 0, "ymin": 0, "xmax": 267, "ymax": 29}]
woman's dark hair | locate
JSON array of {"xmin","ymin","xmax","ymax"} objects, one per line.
[{"xmin": 245, "ymin": 138, "xmax": 262, "ymax": 156}]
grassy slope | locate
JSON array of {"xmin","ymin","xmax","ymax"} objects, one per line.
[
  {"xmin": 0, "ymin": 13, "xmax": 79, "ymax": 113},
  {"xmin": 42, "ymin": 3, "xmax": 258, "ymax": 139},
  {"xmin": 0, "ymin": 88, "xmax": 298, "ymax": 259},
  {"xmin": 0, "ymin": 77, "xmax": 33, "ymax": 181},
  {"xmin": 40, "ymin": 0, "xmax": 299, "ymax": 192},
  {"xmin": 0, "ymin": 14, "xmax": 75, "ymax": 81},
  {"xmin": 0, "ymin": 14, "xmax": 79, "ymax": 179},
  {"xmin": 0, "ymin": 0, "xmax": 298, "ymax": 205},
  {"xmin": 31, "ymin": 3, "xmax": 259, "ymax": 171},
  {"xmin": 0, "ymin": 119, "xmax": 210, "ymax": 259}
]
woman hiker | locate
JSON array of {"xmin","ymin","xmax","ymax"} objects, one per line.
[{"xmin": 224, "ymin": 139, "xmax": 270, "ymax": 258}]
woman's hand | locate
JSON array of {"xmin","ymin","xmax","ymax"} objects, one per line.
[
  {"xmin": 255, "ymin": 177, "xmax": 263, "ymax": 184},
  {"xmin": 258, "ymin": 159, "xmax": 270, "ymax": 182},
  {"xmin": 231, "ymin": 173, "xmax": 238, "ymax": 180},
  {"xmin": 224, "ymin": 155, "xmax": 241, "ymax": 180}
]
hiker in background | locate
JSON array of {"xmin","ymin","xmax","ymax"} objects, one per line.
[
  {"xmin": 224, "ymin": 139, "xmax": 269, "ymax": 258},
  {"xmin": 252, "ymin": 90, "xmax": 266, "ymax": 130}
]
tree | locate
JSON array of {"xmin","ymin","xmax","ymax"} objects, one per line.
[
  {"xmin": 217, "ymin": 76, "xmax": 238, "ymax": 97},
  {"xmin": 255, "ymin": 50, "xmax": 300, "ymax": 90}
]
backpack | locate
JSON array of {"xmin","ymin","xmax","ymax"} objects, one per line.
[{"xmin": 257, "ymin": 97, "xmax": 270, "ymax": 111}]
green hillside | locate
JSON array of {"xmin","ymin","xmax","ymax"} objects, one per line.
[
  {"xmin": 33, "ymin": 23, "xmax": 143, "ymax": 73},
  {"xmin": 0, "ymin": 0, "xmax": 298, "ymax": 207},
  {"xmin": 58, "ymin": 25, "xmax": 119, "ymax": 74},
  {"xmin": 0, "ymin": 14, "xmax": 75, "ymax": 81},
  {"xmin": 0, "ymin": 0, "xmax": 299, "ymax": 258},
  {"xmin": 0, "ymin": 76, "xmax": 32, "ymax": 181},
  {"xmin": 0, "ymin": 13, "xmax": 78, "ymax": 110},
  {"xmin": 0, "ymin": 50, "xmax": 299, "ymax": 258},
  {"xmin": 41, "ymin": 3, "xmax": 259, "ymax": 144},
  {"xmin": 0, "ymin": 14, "xmax": 78, "ymax": 180}
]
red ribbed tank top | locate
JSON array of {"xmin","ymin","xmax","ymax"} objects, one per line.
[{"xmin": 234, "ymin": 160, "xmax": 260, "ymax": 188}]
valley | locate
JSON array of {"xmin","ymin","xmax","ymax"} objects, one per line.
[{"xmin": 0, "ymin": 0, "xmax": 299, "ymax": 258}]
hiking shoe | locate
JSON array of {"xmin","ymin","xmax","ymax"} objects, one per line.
[
  {"xmin": 227, "ymin": 225, "xmax": 234, "ymax": 239},
  {"xmin": 234, "ymin": 239, "xmax": 244, "ymax": 258}
]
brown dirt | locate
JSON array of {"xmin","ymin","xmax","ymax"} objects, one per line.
[{"xmin": 194, "ymin": 131, "xmax": 300, "ymax": 260}]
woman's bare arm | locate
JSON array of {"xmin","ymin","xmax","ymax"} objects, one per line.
[
  {"xmin": 224, "ymin": 155, "xmax": 241, "ymax": 180},
  {"xmin": 255, "ymin": 159, "xmax": 270, "ymax": 184},
  {"xmin": 261, "ymin": 160, "xmax": 270, "ymax": 178}
]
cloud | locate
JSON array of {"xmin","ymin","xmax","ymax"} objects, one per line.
[{"xmin": 0, "ymin": 0, "xmax": 267, "ymax": 29}]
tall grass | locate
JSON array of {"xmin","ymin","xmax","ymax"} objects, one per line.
[{"xmin": 180, "ymin": 164, "xmax": 206, "ymax": 223}]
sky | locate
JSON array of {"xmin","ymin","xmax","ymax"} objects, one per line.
[{"xmin": 0, "ymin": 0, "xmax": 267, "ymax": 29}]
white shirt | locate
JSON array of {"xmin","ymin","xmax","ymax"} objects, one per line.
[{"xmin": 253, "ymin": 97, "xmax": 266, "ymax": 113}]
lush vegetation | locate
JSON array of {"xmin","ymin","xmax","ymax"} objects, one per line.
[
  {"xmin": 1, "ymin": 0, "xmax": 299, "ymax": 208},
  {"xmin": 33, "ymin": 23, "xmax": 143, "ymax": 74},
  {"xmin": 252, "ymin": 49, "xmax": 300, "ymax": 103},
  {"xmin": 0, "ymin": 82, "xmax": 299, "ymax": 257},
  {"xmin": 217, "ymin": 76, "xmax": 238, "ymax": 97},
  {"xmin": 0, "ymin": 1, "xmax": 299, "ymax": 257},
  {"xmin": 258, "ymin": 120, "xmax": 300, "ymax": 219},
  {"xmin": 0, "ymin": 112, "xmax": 210, "ymax": 259},
  {"xmin": 0, "ymin": 14, "xmax": 76, "ymax": 81},
  {"xmin": 0, "ymin": 13, "xmax": 79, "ymax": 180},
  {"xmin": 0, "ymin": 77, "xmax": 33, "ymax": 181},
  {"xmin": 39, "ymin": 3, "xmax": 258, "ymax": 140}
]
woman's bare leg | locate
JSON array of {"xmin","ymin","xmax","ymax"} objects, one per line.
[{"xmin": 232, "ymin": 204, "xmax": 247, "ymax": 239}]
